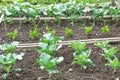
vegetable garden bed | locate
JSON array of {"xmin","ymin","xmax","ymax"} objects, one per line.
[
  {"xmin": 0, "ymin": 19, "xmax": 120, "ymax": 80},
  {"xmin": 1, "ymin": 1, "xmax": 120, "ymax": 80}
]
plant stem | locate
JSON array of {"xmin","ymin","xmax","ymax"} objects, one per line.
[
  {"xmin": 113, "ymin": 69, "xmax": 116, "ymax": 74},
  {"xmin": 3, "ymin": 20, "xmax": 7, "ymax": 30},
  {"xmin": 84, "ymin": 13, "xmax": 86, "ymax": 26},
  {"xmin": 48, "ymin": 73, "xmax": 51, "ymax": 80},
  {"xmin": 36, "ymin": 19, "xmax": 41, "ymax": 27},
  {"xmin": 18, "ymin": 15, "xmax": 22, "ymax": 29}
]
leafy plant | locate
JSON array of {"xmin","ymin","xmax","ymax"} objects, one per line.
[
  {"xmin": 37, "ymin": 33, "xmax": 63, "ymax": 55},
  {"xmin": 102, "ymin": 47, "xmax": 118, "ymax": 60},
  {"xmin": 94, "ymin": 40, "xmax": 109, "ymax": 49},
  {"xmin": 36, "ymin": 53, "xmax": 64, "ymax": 80},
  {"xmin": 94, "ymin": 40, "xmax": 120, "ymax": 72},
  {"xmin": 0, "ymin": 41, "xmax": 19, "ymax": 53},
  {"xmin": 0, "ymin": 53, "xmax": 24, "ymax": 79},
  {"xmin": 0, "ymin": 0, "xmax": 116, "ymax": 27},
  {"xmin": 109, "ymin": 7, "xmax": 119, "ymax": 24},
  {"xmin": 65, "ymin": 27, "xmax": 73, "ymax": 37},
  {"xmin": 29, "ymin": 27, "xmax": 39, "ymax": 39},
  {"xmin": 72, "ymin": 50, "xmax": 95, "ymax": 69},
  {"xmin": 71, "ymin": 42, "xmax": 87, "ymax": 55},
  {"xmin": 71, "ymin": 42, "xmax": 94, "ymax": 69},
  {"xmin": 45, "ymin": 26, "xmax": 55, "ymax": 34},
  {"xmin": 92, "ymin": 8, "xmax": 104, "ymax": 26},
  {"xmin": 101, "ymin": 25, "xmax": 110, "ymax": 35},
  {"xmin": 7, "ymin": 29, "xmax": 18, "ymax": 40},
  {"xmin": 84, "ymin": 26, "xmax": 93, "ymax": 35},
  {"xmin": 82, "ymin": 6, "xmax": 91, "ymax": 26},
  {"xmin": 106, "ymin": 56, "xmax": 120, "ymax": 73}
]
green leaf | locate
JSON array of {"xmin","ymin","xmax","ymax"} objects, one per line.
[
  {"xmin": 56, "ymin": 57, "xmax": 64, "ymax": 63},
  {"xmin": 106, "ymin": 57, "xmax": 120, "ymax": 72},
  {"xmin": 102, "ymin": 47, "xmax": 118, "ymax": 59},
  {"xmin": 2, "ymin": 73, "xmax": 7, "ymax": 80},
  {"xmin": 36, "ymin": 53, "xmax": 64, "ymax": 75},
  {"xmin": 84, "ymin": 26, "xmax": 93, "ymax": 35},
  {"xmin": 39, "ymin": 42, "xmax": 48, "ymax": 50},
  {"xmin": 101, "ymin": 25, "xmax": 109, "ymax": 35},
  {"xmin": 82, "ymin": 6, "xmax": 91, "ymax": 13},
  {"xmin": 38, "ymin": 33, "xmax": 62, "ymax": 55},
  {"xmin": 29, "ymin": 27, "xmax": 39, "ymax": 39},
  {"xmin": 16, "ymin": 53, "xmax": 24, "ymax": 60},
  {"xmin": 0, "ymin": 55, "xmax": 4, "ymax": 63},
  {"xmin": 13, "ymin": 67, "xmax": 21, "ymax": 72},
  {"xmin": 71, "ymin": 42, "xmax": 94, "ymax": 69},
  {"xmin": 0, "ymin": 41, "xmax": 19, "ymax": 53},
  {"xmin": 71, "ymin": 42, "xmax": 87, "ymax": 55},
  {"xmin": 49, "ymin": 70, "xmax": 60, "ymax": 74},
  {"xmin": 82, "ymin": 49, "xmax": 91, "ymax": 56},
  {"xmin": 39, "ymin": 53, "xmax": 51, "ymax": 61},
  {"xmin": 7, "ymin": 29, "xmax": 18, "ymax": 40},
  {"xmin": 94, "ymin": 40, "xmax": 109, "ymax": 49},
  {"xmin": 65, "ymin": 27, "xmax": 73, "ymax": 36}
]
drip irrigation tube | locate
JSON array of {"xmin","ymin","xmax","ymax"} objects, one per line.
[
  {"xmin": 18, "ymin": 37, "xmax": 120, "ymax": 48},
  {"xmin": 0, "ymin": 15, "xmax": 120, "ymax": 23}
]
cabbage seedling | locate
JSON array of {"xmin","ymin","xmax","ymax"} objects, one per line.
[
  {"xmin": 37, "ymin": 33, "xmax": 63, "ymax": 55},
  {"xmin": 106, "ymin": 56, "xmax": 120, "ymax": 73},
  {"xmin": 94, "ymin": 40, "xmax": 109, "ymax": 49},
  {"xmin": 101, "ymin": 25, "xmax": 110, "ymax": 35},
  {"xmin": 0, "ymin": 53, "xmax": 24, "ymax": 79},
  {"xmin": 102, "ymin": 47, "xmax": 118, "ymax": 60},
  {"xmin": 71, "ymin": 42, "xmax": 94, "ymax": 69},
  {"xmin": 36, "ymin": 53, "xmax": 64, "ymax": 80},
  {"xmin": 65, "ymin": 27, "xmax": 73, "ymax": 37},
  {"xmin": 72, "ymin": 50, "xmax": 95, "ymax": 69},
  {"xmin": 45, "ymin": 26, "xmax": 56, "ymax": 34},
  {"xmin": 7, "ymin": 29, "xmax": 18, "ymax": 40},
  {"xmin": 84, "ymin": 26, "xmax": 93, "ymax": 35},
  {"xmin": 71, "ymin": 42, "xmax": 87, "ymax": 56},
  {"xmin": 0, "ymin": 41, "xmax": 19, "ymax": 53},
  {"xmin": 29, "ymin": 27, "xmax": 39, "ymax": 39}
]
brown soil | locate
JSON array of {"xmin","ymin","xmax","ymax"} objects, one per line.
[{"xmin": 0, "ymin": 19, "xmax": 120, "ymax": 80}]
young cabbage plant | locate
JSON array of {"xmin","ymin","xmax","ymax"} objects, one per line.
[
  {"xmin": 0, "ymin": 41, "xmax": 19, "ymax": 53},
  {"xmin": 31, "ymin": 19, "xmax": 41, "ymax": 28},
  {"xmin": 65, "ymin": 27, "xmax": 73, "ymax": 37},
  {"xmin": 72, "ymin": 49, "xmax": 95, "ymax": 69},
  {"xmin": 0, "ymin": 53, "xmax": 24, "ymax": 79},
  {"xmin": 45, "ymin": 26, "xmax": 56, "ymax": 34},
  {"xmin": 82, "ymin": 6, "xmax": 91, "ymax": 26},
  {"xmin": 92, "ymin": 8, "xmax": 104, "ymax": 26},
  {"xmin": 71, "ymin": 42, "xmax": 87, "ymax": 55},
  {"xmin": 71, "ymin": 42, "xmax": 94, "ymax": 69},
  {"xmin": 36, "ymin": 53, "xmax": 64, "ymax": 80},
  {"xmin": 70, "ymin": 15, "xmax": 78, "ymax": 26},
  {"xmin": 101, "ymin": 25, "xmax": 110, "ymax": 35},
  {"xmin": 109, "ymin": 7, "xmax": 119, "ymax": 24},
  {"xmin": 37, "ymin": 33, "xmax": 63, "ymax": 55},
  {"xmin": 102, "ymin": 47, "xmax": 118, "ymax": 60},
  {"xmin": 106, "ymin": 56, "xmax": 120, "ymax": 73},
  {"xmin": 84, "ymin": 26, "xmax": 93, "ymax": 35},
  {"xmin": 7, "ymin": 29, "xmax": 18, "ymax": 40},
  {"xmin": 29, "ymin": 27, "xmax": 39, "ymax": 39},
  {"xmin": 94, "ymin": 40, "xmax": 109, "ymax": 49}
]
